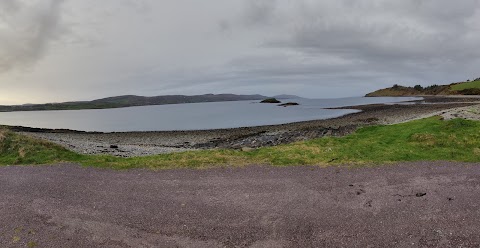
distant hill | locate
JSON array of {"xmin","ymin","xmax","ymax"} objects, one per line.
[
  {"xmin": 273, "ymin": 94, "xmax": 302, "ymax": 99},
  {"xmin": 366, "ymin": 78, "xmax": 480, "ymax": 97},
  {"xmin": 0, "ymin": 94, "xmax": 269, "ymax": 112}
]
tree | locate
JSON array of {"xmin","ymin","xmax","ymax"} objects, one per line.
[
  {"xmin": 426, "ymin": 84, "xmax": 439, "ymax": 90},
  {"xmin": 413, "ymin": 85, "xmax": 423, "ymax": 91}
]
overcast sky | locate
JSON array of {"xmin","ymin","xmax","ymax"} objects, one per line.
[{"xmin": 0, "ymin": 0, "xmax": 479, "ymax": 104}]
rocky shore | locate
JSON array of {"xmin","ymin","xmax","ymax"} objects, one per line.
[{"xmin": 15, "ymin": 97, "xmax": 480, "ymax": 157}]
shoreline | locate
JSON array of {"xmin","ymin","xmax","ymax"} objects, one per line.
[
  {"xmin": 6, "ymin": 96, "xmax": 469, "ymax": 134},
  {"xmin": 12, "ymin": 97, "xmax": 480, "ymax": 157}
]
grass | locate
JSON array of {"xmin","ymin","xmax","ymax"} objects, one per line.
[
  {"xmin": 2, "ymin": 116, "xmax": 480, "ymax": 169},
  {"xmin": 451, "ymin": 81, "xmax": 480, "ymax": 91},
  {"xmin": 0, "ymin": 129, "xmax": 83, "ymax": 165}
]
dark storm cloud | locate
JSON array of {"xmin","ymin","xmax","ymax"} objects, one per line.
[{"xmin": 0, "ymin": 0, "xmax": 66, "ymax": 72}]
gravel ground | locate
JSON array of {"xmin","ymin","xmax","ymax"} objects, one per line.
[
  {"xmin": 2, "ymin": 162, "xmax": 480, "ymax": 247},
  {"xmin": 440, "ymin": 104, "xmax": 480, "ymax": 121},
  {"xmin": 14, "ymin": 98, "xmax": 480, "ymax": 157}
]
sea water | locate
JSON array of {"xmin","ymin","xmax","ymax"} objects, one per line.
[{"xmin": 0, "ymin": 97, "xmax": 421, "ymax": 132}]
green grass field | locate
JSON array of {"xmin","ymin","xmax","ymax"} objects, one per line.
[
  {"xmin": 2, "ymin": 116, "xmax": 480, "ymax": 169},
  {"xmin": 451, "ymin": 81, "xmax": 480, "ymax": 91}
]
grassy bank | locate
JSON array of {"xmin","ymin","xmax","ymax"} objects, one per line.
[
  {"xmin": 0, "ymin": 129, "xmax": 83, "ymax": 165},
  {"xmin": 451, "ymin": 80, "xmax": 480, "ymax": 91},
  {"xmin": 1, "ymin": 117, "xmax": 480, "ymax": 169},
  {"xmin": 366, "ymin": 78, "xmax": 480, "ymax": 96}
]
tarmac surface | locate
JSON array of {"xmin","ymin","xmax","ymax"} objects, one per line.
[{"xmin": 2, "ymin": 162, "xmax": 480, "ymax": 247}]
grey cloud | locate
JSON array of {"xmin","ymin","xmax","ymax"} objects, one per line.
[
  {"xmin": 1, "ymin": 0, "xmax": 480, "ymax": 104},
  {"xmin": 260, "ymin": 0, "xmax": 480, "ymax": 60},
  {"xmin": 220, "ymin": 0, "xmax": 480, "ymax": 89},
  {"xmin": 121, "ymin": 0, "xmax": 150, "ymax": 14},
  {"xmin": 242, "ymin": 0, "xmax": 278, "ymax": 26},
  {"xmin": 86, "ymin": 0, "xmax": 480, "ymax": 99},
  {"xmin": 0, "ymin": 0, "xmax": 21, "ymax": 13},
  {"xmin": 0, "ymin": 0, "xmax": 66, "ymax": 72}
]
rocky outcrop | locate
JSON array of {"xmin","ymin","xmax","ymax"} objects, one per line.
[
  {"xmin": 260, "ymin": 98, "xmax": 281, "ymax": 103},
  {"xmin": 193, "ymin": 125, "xmax": 359, "ymax": 150},
  {"xmin": 278, "ymin": 102, "xmax": 299, "ymax": 107}
]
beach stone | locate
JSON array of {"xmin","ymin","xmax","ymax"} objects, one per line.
[
  {"xmin": 241, "ymin": 147, "xmax": 254, "ymax": 152},
  {"xmin": 416, "ymin": 193, "xmax": 427, "ymax": 197}
]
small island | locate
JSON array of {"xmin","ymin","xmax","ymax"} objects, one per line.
[
  {"xmin": 260, "ymin": 98, "xmax": 281, "ymax": 103},
  {"xmin": 278, "ymin": 102, "xmax": 299, "ymax": 107}
]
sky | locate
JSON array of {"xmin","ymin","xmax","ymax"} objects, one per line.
[{"xmin": 0, "ymin": 0, "xmax": 480, "ymax": 104}]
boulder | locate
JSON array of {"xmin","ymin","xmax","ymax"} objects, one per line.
[{"xmin": 241, "ymin": 147, "xmax": 255, "ymax": 152}]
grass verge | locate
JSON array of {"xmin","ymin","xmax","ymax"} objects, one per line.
[
  {"xmin": 451, "ymin": 81, "xmax": 480, "ymax": 91},
  {"xmin": 1, "ymin": 116, "xmax": 480, "ymax": 169}
]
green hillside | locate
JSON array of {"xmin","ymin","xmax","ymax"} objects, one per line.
[
  {"xmin": 451, "ymin": 80, "xmax": 480, "ymax": 91},
  {"xmin": 367, "ymin": 77, "xmax": 480, "ymax": 97},
  {"xmin": 366, "ymin": 84, "xmax": 451, "ymax": 97}
]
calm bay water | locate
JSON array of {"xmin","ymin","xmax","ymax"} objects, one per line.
[{"xmin": 0, "ymin": 97, "xmax": 421, "ymax": 132}]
